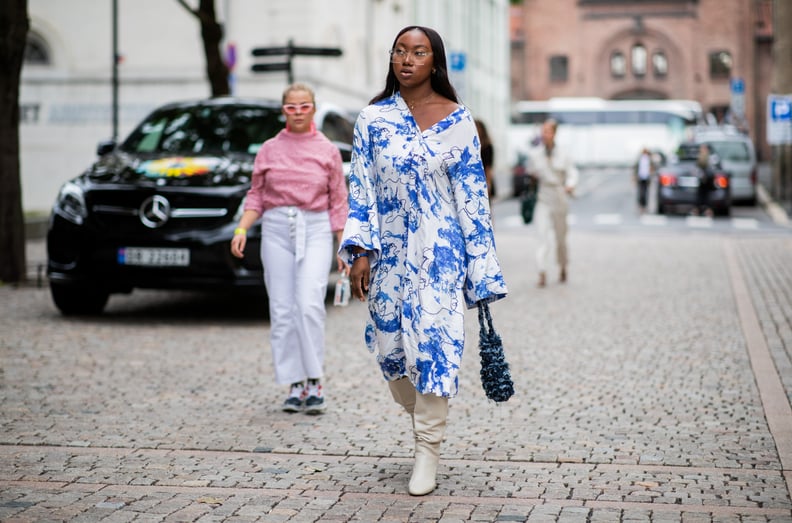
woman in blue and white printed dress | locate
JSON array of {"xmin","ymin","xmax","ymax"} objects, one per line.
[{"xmin": 340, "ymin": 26, "xmax": 507, "ymax": 496}]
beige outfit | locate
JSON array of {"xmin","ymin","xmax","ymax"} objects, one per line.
[{"xmin": 528, "ymin": 143, "xmax": 579, "ymax": 273}]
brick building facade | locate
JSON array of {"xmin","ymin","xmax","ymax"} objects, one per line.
[{"xmin": 511, "ymin": 0, "xmax": 774, "ymax": 159}]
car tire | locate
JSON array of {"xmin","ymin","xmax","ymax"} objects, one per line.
[{"xmin": 50, "ymin": 282, "xmax": 110, "ymax": 315}]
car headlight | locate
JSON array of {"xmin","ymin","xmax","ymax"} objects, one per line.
[{"xmin": 54, "ymin": 182, "xmax": 87, "ymax": 225}]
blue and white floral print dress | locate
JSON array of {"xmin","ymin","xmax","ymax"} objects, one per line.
[{"xmin": 340, "ymin": 92, "xmax": 507, "ymax": 398}]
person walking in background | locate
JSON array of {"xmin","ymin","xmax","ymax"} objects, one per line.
[
  {"xmin": 528, "ymin": 118, "xmax": 578, "ymax": 288},
  {"xmin": 634, "ymin": 147, "xmax": 654, "ymax": 213},
  {"xmin": 231, "ymin": 82, "xmax": 349, "ymax": 415},
  {"xmin": 693, "ymin": 143, "xmax": 716, "ymax": 217},
  {"xmin": 340, "ymin": 26, "xmax": 507, "ymax": 496},
  {"xmin": 475, "ymin": 119, "xmax": 496, "ymax": 199}
]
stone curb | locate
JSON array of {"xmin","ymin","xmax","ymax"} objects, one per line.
[{"xmin": 757, "ymin": 184, "xmax": 791, "ymax": 227}]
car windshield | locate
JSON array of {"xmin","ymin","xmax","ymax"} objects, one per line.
[
  {"xmin": 320, "ymin": 111, "xmax": 354, "ymax": 145},
  {"xmin": 121, "ymin": 104, "xmax": 283, "ymax": 155},
  {"xmin": 676, "ymin": 143, "xmax": 701, "ymax": 162},
  {"xmin": 705, "ymin": 140, "xmax": 751, "ymax": 162}
]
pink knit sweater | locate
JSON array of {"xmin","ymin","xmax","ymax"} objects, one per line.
[{"xmin": 244, "ymin": 129, "xmax": 349, "ymax": 231}]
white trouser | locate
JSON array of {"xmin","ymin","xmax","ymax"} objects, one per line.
[
  {"xmin": 260, "ymin": 206, "xmax": 333, "ymax": 385},
  {"xmin": 534, "ymin": 201, "xmax": 568, "ymax": 273}
]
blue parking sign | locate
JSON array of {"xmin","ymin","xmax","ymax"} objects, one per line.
[
  {"xmin": 771, "ymin": 98, "xmax": 791, "ymax": 121},
  {"xmin": 768, "ymin": 94, "xmax": 792, "ymax": 144},
  {"xmin": 449, "ymin": 52, "xmax": 466, "ymax": 72}
]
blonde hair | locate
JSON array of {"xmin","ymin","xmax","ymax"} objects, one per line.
[{"xmin": 282, "ymin": 82, "xmax": 316, "ymax": 104}]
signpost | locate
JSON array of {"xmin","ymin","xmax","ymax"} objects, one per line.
[
  {"xmin": 111, "ymin": 0, "xmax": 119, "ymax": 140},
  {"xmin": 251, "ymin": 40, "xmax": 342, "ymax": 84}
]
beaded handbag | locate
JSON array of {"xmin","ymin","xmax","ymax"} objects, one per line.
[{"xmin": 477, "ymin": 301, "xmax": 514, "ymax": 403}]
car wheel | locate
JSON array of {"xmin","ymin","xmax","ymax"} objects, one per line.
[{"xmin": 50, "ymin": 282, "xmax": 110, "ymax": 315}]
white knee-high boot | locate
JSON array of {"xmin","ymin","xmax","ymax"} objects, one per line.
[
  {"xmin": 388, "ymin": 377, "xmax": 416, "ymax": 424},
  {"xmin": 408, "ymin": 391, "xmax": 449, "ymax": 496}
]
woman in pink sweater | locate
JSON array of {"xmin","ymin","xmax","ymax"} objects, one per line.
[{"xmin": 231, "ymin": 83, "xmax": 349, "ymax": 415}]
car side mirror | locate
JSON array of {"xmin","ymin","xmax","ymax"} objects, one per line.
[{"xmin": 97, "ymin": 140, "xmax": 117, "ymax": 156}]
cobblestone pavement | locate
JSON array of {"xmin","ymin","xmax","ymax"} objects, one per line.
[{"xmin": 2, "ymin": 226, "xmax": 792, "ymax": 522}]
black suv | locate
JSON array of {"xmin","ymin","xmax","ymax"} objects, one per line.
[
  {"xmin": 47, "ymin": 97, "xmax": 352, "ymax": 315},
  {"xmin": 655, "ymin": 141, "xmax": 731, "ymax": 216}
]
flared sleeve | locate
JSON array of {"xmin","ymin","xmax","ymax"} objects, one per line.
[
  {"xmin": 444, "ymin": 110, "xmax": 508, "ymax": 308},
  {"xmin": 340, "ymin": 106, "xmax": 382, "ymax": 266}
]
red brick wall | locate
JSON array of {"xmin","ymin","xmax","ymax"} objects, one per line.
[{"xmin": 512, "ymin": 0, "xmax": 770, "ymax": 155}]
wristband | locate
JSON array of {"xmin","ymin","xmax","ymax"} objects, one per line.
[
  {"xmin": 350, "ymin": 251, "xmax": 369, "ymax": 262},
  {"xmin": 234, "ymin": 227, "xmax": 247, "ymax": 236}
]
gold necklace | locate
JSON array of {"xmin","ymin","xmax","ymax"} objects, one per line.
[{"xmin": 404, "ymin": 92, "xmax": 434, "ymax": 111}]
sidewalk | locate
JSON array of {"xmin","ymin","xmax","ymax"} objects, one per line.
[
  {"xmin": 757, "ymin": 162, "xmax": 790, "ymax": 227},
  {"xmin": 2, "ymin": 225, "xmax": 792, "ymax": 521}
]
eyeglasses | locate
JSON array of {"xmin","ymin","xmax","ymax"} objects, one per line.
[
  {"xmin": 389, "ymin": 48, "xmax": 433, "ymax": 64},
  {"xmin": 282, "ymin": 102, "xmax": 314, "ymax": 115}
]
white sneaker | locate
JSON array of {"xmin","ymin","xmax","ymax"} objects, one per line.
[
  {"xmin": 304, "ymin": 380, "xmax": 325, "ymax": 415},
  {"xmin": 282, "ymin": 382, "xmax": 305, "ymax": 413}
]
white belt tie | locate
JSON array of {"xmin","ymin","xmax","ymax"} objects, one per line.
[{"xmin": 287, "ymin": 206, "xmax": 307, "ymax": 262}]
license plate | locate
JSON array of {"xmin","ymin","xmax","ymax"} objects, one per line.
[
  {"xmin": 678, "ymin": 177, "xmax": 699, "ymax": 188},
  {"xmin": 118, "ymin": 247, "xmax": 190, "ymax": 267}
]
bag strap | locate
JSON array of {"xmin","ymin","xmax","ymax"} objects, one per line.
[{"xmin": 477, "ymin": 301, "xmax": 494, "ymax": 335}]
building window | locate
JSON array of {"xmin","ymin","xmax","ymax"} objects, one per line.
[
  {"xmin": 631, "ymin": 44, "xmax": 647, "ymax": 77},
  {"xmin": 709, "ymin": 50, "xmax": 732, "ymax": 78},
  {"xmin": 652, "ymin": 51, "xmax": 668, "ymax": 77},
  {"xmin": 610, "ymin": 51, "xmax": 626, "ymax": 78},
  {"xmin": 24, "ymin": 32, "xmax": 51, "ymax": 65},
  {"xmin": 549, "ymin": 55, "xmax": 568, "ymax": 83}
]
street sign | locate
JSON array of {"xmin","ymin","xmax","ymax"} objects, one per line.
[
  {"xmin": 767, "ymin": 94, "xmax": 792, "ymax": 145},
  {"xmin": 252, "ymin": 46, "xmax": 292, "ymax": 57},
  {"xmin": 448, "ymin": 51, "xmax": 467, "ymax": 100},
  {"xmin": 730, "ymin": 77, "xmax": 745, "ymax": 118},
  {"xmin": 226, "ymin": 42, "xmax": 237, "ymax": 95},
  {"xmin": 251, "ymin": 62, "xmax": 291, "ymax": 73},
  {"xmin": 250, "ymin": 42, "xmax": 343, "ymax": 84},
  {"xmin": 290, "ymin": 46, "xmax": 342, "ymax": 57},
  {"xmin": 251, "ymin": 45, "xmax": 342, "ymax": 57},
  {"xmin": 449, "ymin": 51, "xmax": 466, "ymax": 72}
]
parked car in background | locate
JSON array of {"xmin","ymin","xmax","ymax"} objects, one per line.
[
  {"xmin": 656, "ymin": 141, "xmax": 732, "ymax": 216},
  {"xmin": 314, "ymin": 102, "xmax": 355, "ymax": 174},
  {"xmin": 693, "ymin": 125, "xmax": 757, "ymax": 205},
  {"xmin": 47, "ymin": 97, "xmax": 354, "ymax": 315}
]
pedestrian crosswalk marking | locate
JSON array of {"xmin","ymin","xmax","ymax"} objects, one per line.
[
  {"xmin": 732, "ymin": 218, "xmax": 759, "ymax": 229},
  {"xmin": 499, "ymin": 210, "xmax": 770, "ymax": 232},
  {"xmin": 594, "ymin": 214, "xmax": 622, "ymax": 225},
  {"xmin": 686, "ymin": 216, "xmax": 713, "ymax": 228},
  {"xmin": 640, "ymin": 215, "xmax": 668, "ymax": 226}
]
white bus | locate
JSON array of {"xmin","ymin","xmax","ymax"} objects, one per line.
[{"xmin": 508, "ymin": 97, "xmax": 705, "ymax": 168}]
